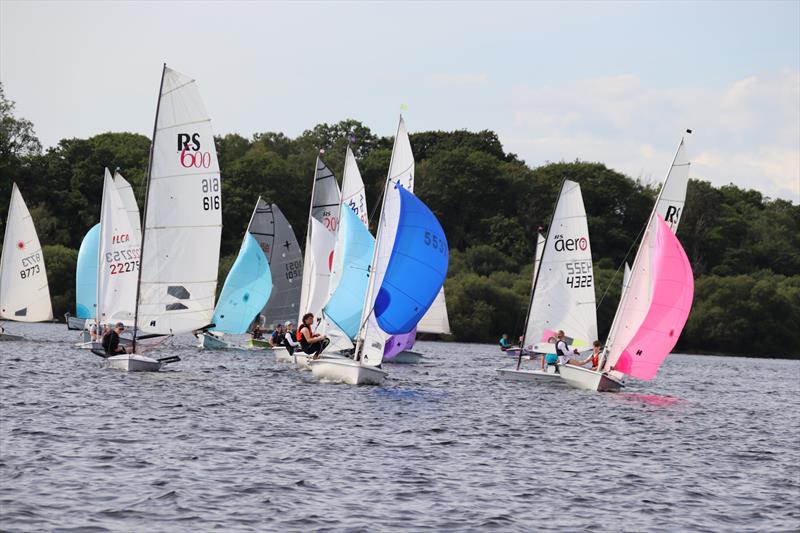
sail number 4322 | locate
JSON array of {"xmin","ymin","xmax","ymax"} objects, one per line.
[
  {"xmin": 566, "ymin": 260, "xmax": 592, "ymax": 288},
  {"xmin": 201, "ymin": 178, "xmax": 220, "ymax": 211}
]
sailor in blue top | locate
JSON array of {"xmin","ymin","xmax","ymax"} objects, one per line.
[{"xmin": 499, "ymin": 333, "xmax": 512, "ymax": 351}]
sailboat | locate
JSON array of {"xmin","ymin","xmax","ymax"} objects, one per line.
[
  {"xmin": 104, "ymin": 64, "xmax": 222, "ymax": 371},
  {"xmin": 245, "ymin": 199, "xmax": 303, "ymax": 349},
  {"xmin": 197, "ymin": 200, "xmax": 273, "ymax": 349},
  {"xmin": 559, "ymin": 137, "xmax": 693, "ymax": 391},
  {"xmin": 309, "ymin": 116, "xmax": 448, "ymax": 385},
  {"xmin": 0, "ymin": 183, "xmax": 53, "ymax": 340},
  {"xmin": 72, "ymin": 223, "xmax": 100, "ymax": 333},
  {"xmin": 316, "ymin": 146, "xmax": 376, "ymax": 363},
  {"xmin": 497, "ymin": 180, "xmax": 596, "ymax": 381}
]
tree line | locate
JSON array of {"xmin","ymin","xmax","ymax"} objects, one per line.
[{"xmin": 1, "ymin": 84, "xmax": 798, "ymax": 358}]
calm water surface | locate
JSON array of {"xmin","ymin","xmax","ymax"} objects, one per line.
[{"xmin": 1, "ymin": 323, "xmax": 798, "ymax": 532}]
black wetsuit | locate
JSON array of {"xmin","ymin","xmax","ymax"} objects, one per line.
[{"xmin": 102, "ymin": 330, "xmax": 125, "ymax": 356}]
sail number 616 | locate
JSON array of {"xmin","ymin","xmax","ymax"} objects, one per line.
[{"xmin": 201, "ymin": 178, "xmax": 220, "ymax": 211}]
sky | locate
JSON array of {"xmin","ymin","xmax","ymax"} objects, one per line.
[{"xmin": 1, "ymin": 1, "xmax": 798, "ymax": 201}]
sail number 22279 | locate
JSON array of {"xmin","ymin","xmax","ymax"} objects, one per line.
[{"xmin": 201, "ymin": 178, "xmax": 220, "ymax": 211}]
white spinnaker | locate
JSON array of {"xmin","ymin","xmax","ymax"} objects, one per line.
[
  {"xmin": 113, "ymin": 171, "xmax": 141, "ymax": 237},
  {"xmin": 298, "ymin": 157, "xmax": 341, "ymax": 323},
  {"xmin": 603, "ymin": 138, "xmax": 691, "ymax": 371},
  {"xmin": 97, "ymin": 169, "xmax": 140, "ymax": 326},
  {"xmin": 417, "ymin": 287, "xmax": 451, "ymax": 334},
  {"xmin": 524, "ymin": 180, "xmax": 597, "ymax": 353},
  {"xmin": 136, "ymin": 66, "xmax": 222, "ymax": 335},
  {"xmin": 341, "ymin": 146, "xmax": 369, "ymax": 228},
  {"xmin": 0, "ymin": 183, "xmax": 52, "ymax": 322},
  {"xmin": 358, "ymin": 116, "xmax": 414, "ymax": 367}
]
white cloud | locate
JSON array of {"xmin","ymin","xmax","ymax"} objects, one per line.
[{"xmin": 503, "ymin": 70, "xmax": 800, "ymax": 201}]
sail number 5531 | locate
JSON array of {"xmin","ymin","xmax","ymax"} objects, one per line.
[
  {"xmin": 424, "ymin": 231, "xmax": 446, "ymax": 254},
  {"xmin": 201, "ymin": 178, "xmax": 220, "ymax": 211}
]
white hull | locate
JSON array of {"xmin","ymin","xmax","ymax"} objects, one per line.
[
  {"xmin": 273, "ymin": 346, "xmax": 294, "ymax": 363},
  {"xmin": 558, "ymin": 364, "xmax": 624, "ymax": 392},
  {"xmin": 308, "ymin": 358, "xmax": 387, "ymax": 385},
  {"xmin": 197, "ymin": 332, "xmax": 235, "ymax": 350},
  {"xmin": 385, "ymin": 350, "xmax": 424, "ymax": 364},
  {"xmin": 107, "ymin": 353, "xmax": 161, "ymax": 372},
  {"xmin": 496, "ymin": 366, "xmax": 563, "ymax": 382}
]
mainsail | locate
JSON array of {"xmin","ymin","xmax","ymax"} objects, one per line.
[
  {"xmin": 248, "ymin": 199, "xmax": 302, "ymax": 327},
  {"xmin": 603, "ymin": 138, "xmax": 691, "ymax": 372},
  {"xmin": 297, "ymin": 158, "xmax": 341, "ymax": 323},
  {"xmin": 0, "ymin": 183, "xmax": 53, "ymax": 322},
  {"xmin": 416, "ymin": 287, "xmax": 451, "ymax": 335},
  {"xmin": 358, "ymin": 117, "xmax": 416, "ymax": 366},
  {"xmin": 97, "ymin": 168, "xmax": 141, "ymax": 326},
  {"xmin": 340, "ymin": 146, "xmax": 369, "ymax": 227},
  {"xmin": 523, "ymin": 180, "xmax": 597, "ymax": 353},
  {"xmin": 76, "ymin": 223, "xmax": 100, "ymax": 319},
  {"xmin": 136, "ymin": 65, "xmax": 223, "ymax": 335},
  {"xmin": 113, "ymin": 171, "xmax": 142, "ymax": 236}
]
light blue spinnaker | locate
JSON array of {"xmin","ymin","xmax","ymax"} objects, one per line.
[
  {"xmin": 375, "ymin": 187, "xmax": 448, "ymax": 335},
  {"xmin": 212, "ymin": 233, "xmax": 273, "ymax": 334},
  {"xmin": 76, "ymin": 223, "xmax": 100, "ymax": 319},
  {"xmin": 322, "ymin": 204, "xmax": 376, "ymax": 339}
]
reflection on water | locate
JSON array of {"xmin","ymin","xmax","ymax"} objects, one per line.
[{"xmin": 1, "ymin": 322, "xmax": 798, "ymax": 532}]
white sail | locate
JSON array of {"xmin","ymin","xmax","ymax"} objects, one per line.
[
  {"xmin": 533, "ymin": 231, "xmax": 545, "ymax": 285},
  {"xmin": 621, "ymin": 261, "xmax": 631, "ymax": 301},
  {"xmin": 136, "ymin": 66, "xmax": 223, "ymax": 335},
  {"xmin": 340, "ymin": 146, "xmax": 369, "ymax": 228},
  {"xmin": 358, "ymin": 116, "xmax": 415, "ymax": 366},
  {"xmin": 298, "ymin": 157, "xmax": 341, "ymax": 323},
  {"xmin": 604, "ymin": 138, "xmax": 691, "ymax": 370},
  {"xmin": 523, "ymin": 180, "xmax": 597, "ymax": 353},
  {"xmin": 97, "ymin": 169, "xmax": 140, "ymax": 326},
  {"xmin": 417, "ymin": 287, "xmax": 451, "ymax": 334},
  {"xmin": 113, "ymin": 171, "xmax": 141, "ymax": 236},
  {"xmin": 0, "ymin": 183, "xmax": 53, "ymax": 322}
]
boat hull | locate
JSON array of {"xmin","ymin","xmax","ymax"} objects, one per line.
[
  {"xmin": 385, "ymin": 350, "xmax": 424, "ymax": 364},
  {"xmin": 557, "ymin": 364, "xmax": 624, "ymax": 392},
  {"xmin": 245, "ymin": 338, "xmax": 271, "ymax": 349},
  {"xmin": 107, "ymin": 354, "xmax": 162, "ymax": 372},
  {"xmin": 0, "ymin": 333, "xmax": 24, "ymax": 341},
  {"xmin": 66, "ymin": 316, "xmax": 86, "ymax": 331},
  {"xmin": 496, "ymin": 366, "xmax": 563, "ymax": 382},
  {"xmin": 308, "ymin": 358, "xmax": 387, "ymax": 385},
  {"xmin": 196, "ymin": 332, "xmax": 234, "ymax": 350}
]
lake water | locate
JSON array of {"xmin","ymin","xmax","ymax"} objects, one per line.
[{"xmin": 1, "ymin": 322, "xmax": 798, "ymax": 532}]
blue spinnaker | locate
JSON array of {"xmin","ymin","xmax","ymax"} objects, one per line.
[
  {"xmin": 375, "ymin": 187, "xmax": 448, "ymax": 335},
  {"xmin": 323, "ymin": 204, "xmax": 375, "ymax": 339},
  {"xmin": 212, "ymin": 233, "xmax": 273, "ymax": 334},
  {"xmin": 76, "ymin": 223, "xmax": 100, "ymax": 319}
]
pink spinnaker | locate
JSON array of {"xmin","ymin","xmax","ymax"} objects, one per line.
[
  {"xmin": 384, "ymin": 326, "xmax": 417, "ymax": 360},
  {"xmin": 614, "ymin": 215, "xmax": 694, "ymax": 380}
]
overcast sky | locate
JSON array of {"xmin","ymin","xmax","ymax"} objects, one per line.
[{"xmin": 2, "ymin": 1, "xmax": 798, "ymax": 201}]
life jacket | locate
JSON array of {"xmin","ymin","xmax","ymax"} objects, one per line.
[
  {"xmin": 555, "ymin": 340, "xmax": 569, "ymax": 356},
  {"xmin": 591, "ymin": 352, "xmax": 599, "ymax": 368},
  {"xmin": 298, "ymin": 324, "xmax": 313, "ymax": 349},
  {"xmin": 271, "ymin": 330, "xmax": 284, "ymax": 346}
]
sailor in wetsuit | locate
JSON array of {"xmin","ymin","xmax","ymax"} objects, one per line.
[{"xmin": 102, "ymin": 322, "xmax": 128, "ymax": 356}]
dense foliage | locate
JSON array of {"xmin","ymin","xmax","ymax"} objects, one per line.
[{"xmin": 1, "ymin": 84, "xmax": 798, "ymax": 357}]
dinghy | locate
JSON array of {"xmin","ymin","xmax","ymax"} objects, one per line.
[
  {"xmin": 197, "ymin": 201, "xmax": 272, "ymax": 349},
  {"xmin": 0, "ymin": 183, "xmax": 53, "ymax": 339},
  {"xmin": 559, "ymin": 137, "xmax": 693, "ymax": 392},
  {"xmin": 310, "ymin": 117, "xmax": 448, "ymax": 385},
  {"xmin": 497, "ymin": 180, "xmax": 596, "ymax": 382},
  {"xmin": 503, "ymin": 232, "xmax": 544, "ymax": 358},
  {"xmin": 111, "ymin": 64, "xmax": 223, "ymax": 372}
]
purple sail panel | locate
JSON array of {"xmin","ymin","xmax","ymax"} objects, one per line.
[{"xmin": 384, "ymin": 326, "xmax": 417, "ymax": 360}]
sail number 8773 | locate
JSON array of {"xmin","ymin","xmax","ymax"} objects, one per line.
[
  {"xmin": 566, "ymin": 260, "xmax": 592, "ymax": 288},
  {"xmin": 424, "ymin": 231, "xmax": 446, "ymax": 254},
  {"xmin": 201, "ymin": 178, "xmax": 220, "ymax": 211}
]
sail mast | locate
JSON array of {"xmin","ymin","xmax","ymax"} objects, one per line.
[
  {"xmin": 132, "ymin": 63, "xmax": 166, "ymax": 352},
  {"xmin": 354, "ymin": 115, "xmax": 403, "ymax": 360},
  {"xmin": 519, "ymin": 179, "xmax": 567, "ymax": 356}
]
